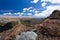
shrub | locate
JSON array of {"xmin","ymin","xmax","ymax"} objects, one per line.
[{"xmin": 10, "ymin": 21, "xmax": 18, "ymax": 26}]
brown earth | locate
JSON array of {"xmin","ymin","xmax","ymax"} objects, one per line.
[{"xmin": 0, "ymin": 24, "xmax": 34, "ymax": 40}]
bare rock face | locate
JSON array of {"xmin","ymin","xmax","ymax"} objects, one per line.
[
  {"xmin": 48, "ymin": 10, "xmax": 60, "ymax": 19},
  {"xmin": 40, "ymin": 10, "xmax": 60, "ymax": 37}
]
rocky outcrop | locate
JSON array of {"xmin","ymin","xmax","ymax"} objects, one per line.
[
  {"xmin": 15, "ymin": 31, "xmax": 37, "ymax": 40},
  {"xmin": 37, "ymin": 10, "xmax": 60, "ymax": 37},
  {"xmin": 48, "ymin": 10, "xmax": 60, "ymax": 19}
]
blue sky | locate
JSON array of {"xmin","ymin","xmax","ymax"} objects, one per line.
[
  {"xmin": 0, "ymin": 0, "xmax": 31, "ymax": 12},
  {"xmin": 0, "ymin": 0, "xmax": 44, "ymax": 13},
  {"xmin": 0, "ymin": 0, "xmax": 41, "ymax": 12},
  {"xmin": 0, "ymin": 0, "xmax": 60, "ymax": 18}
]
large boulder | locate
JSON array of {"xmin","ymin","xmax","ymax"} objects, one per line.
[{"xmin": 15, "ymin": 31, "xmax": 37, "ymax": 40}]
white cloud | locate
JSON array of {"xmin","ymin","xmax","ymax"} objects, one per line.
[
  {"xmin": 41, "ymin": 0, "xmax": 60, "ymax": 4},
  {"xmin": 17, "ymin": 12, "xmax": 21, "ymax": 14},
  {"xmin": 13, "ymin": 12, "xmax": 20, "ymax": 16},
  {"xmin": 3, "ymin": 13, "xmax": 8, "ymax": 15},
  {"xmin": 27, "ymin": 7, "xmax": 33, "ymax": 10},
  {"xmin": 3, "ymin": 5, "xmax": 60, "ymax": 18},
  {"xmin": 34, "ymin": 11, "xmax": 39, "ymax": 14},
  {"xmin": 27, "ymin": 13, "xmax": 32, "ymax": 16},
  {"xmin": 29, "ymin": 10, "xmax": 33, "ymax": 12},
  {"xmin": 39, "ymin": 0, "xmax": 60, "ymax": 18},
  {"xmin": 14, "ymin": 13, "xmax": 17, "ymax": 15},
  {"xmin": 3, "ymin": 12, "xmax": 12, "ymax": 16},
  {"xmin": 20, "ymin": 13, "xmax": 24, "ymax": 15},
  {"xmin": 31, "ymin": 0, "xmax": 39, "ymax": 3},
  {"xmin": 2, "ymin": 0, "xmax": 60, "ymax": 18},
  {"xmin": 18, "ymin": 13, "xmax": 24, "ymax": 16},
  {"xmin": 23, "ymin": 10, "xmax": 26, "ymax": 12},
  {"xmin": 42, "ymin": 2, "xmax": 47, "ymax": 7},
  {"xmin": 33, "ymin": 5, "xmax": 60, "ymax": 18},
  {"xmin": 23, "ymin": 7, "xmax": 34, "ymax": 12},
  {"xmin": 23, "ymin": 8, "xmax": 28, "ymax": 11},
  {"xmin": 32, "ymin": 9, "xmax": 36, "ymax": 12}
]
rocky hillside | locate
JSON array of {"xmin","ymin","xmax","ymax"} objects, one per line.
[
  {"xmin": 14, "ymin": 10, "xmax": 60, "ymax": 40},
  {"xmin": 34, "ymin": 10, "xmax": 60, "ymax": 40}
]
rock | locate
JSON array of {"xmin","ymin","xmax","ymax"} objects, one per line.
[
  {"xmin": 40, "ymin": 10, "xmax": 60, "ymax": 37},
  {"xmin": 48, "ymin": 10, "xmax": 60, "ymax": 19},
  {"xmin": 15, "ymin": 31, "xmax": 37, "ymax": 40}
]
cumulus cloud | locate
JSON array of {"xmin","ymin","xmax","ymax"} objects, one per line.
[
  {"xmin": 41, "ymin": 0, "xmax": 60, "ymax": 4},
  {"xmin": 35, "ymin": 11, "xmax": 39, "ymax": 13},
  {"xmin": 42, "ymin": 2, "xmax": 47, "ymax": 7},
  {"xmin": 27, "ymin": 13, "xmax": 32, "ymax": 16},
  {"xmin": 29, "ymin": 10, "xmax": 33, "ymax": 12},
  {"xmin": 13, "ymin": 12, "xmax": 21, "ymax": 16},
  {"xmin": 31, "ymin": 0, "xmax": 60, "ymax": 18},
  {"xmin": 23, "ymin": 7, "xmax": 33, "ymax": 12},
  {"xmin": 33, "ymin": 5, "xmax": 60, "ymax": 18},
  {"xmin": 3, "ymin": 5, "xmax": 60, "ymax": 18},
  {"xmin": 3, "ymin": 12, "xmax": 12, "ymax": 16},
  {"xmin": 23, "ymin": 7, "xmax": 34, "ymax": 12},
  {"xmin": 31, "ymin": 0, "xmax": 39, "ymax": 3},
  {"xmin": 3, "ymin": 7, "xmax": 34, "ymax": 16},
  {"xmin": 27, "ymin": 7, "xmax": 33, "ymax": 10},
  {"xmin": 22, "ymin": 7, "xmax": 38, "ymax": 16},
  {"xmin": 2, "ymin": 0, "xmax": 60, "ymax": 18},
  {"xmin": 14, "ymin": 13, "xmax": 18, "ymax": 15},
  {"xmin": 23, "ymin": 8, "xmax": 28, "ymax": 11},
  {"xmin": 23, "ymin": 0, "xmax": 60, "ymax": 18}
]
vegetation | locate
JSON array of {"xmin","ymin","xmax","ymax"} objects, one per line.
[
  {"xmin": 0, "ymin": 21, "xmax": 18, "ymax": 27},
  {"xmin": 0, "ymin": 21, "xmax": 18, "ymax": 32},
  {"xmin": 0, "ymin": 23, "xmax": 5, "ymax": 26},
  {"xmin": 21, "ymin": 20, "xmax": 31, "ymax": 26},
  {"xmin": 11, "ymin": 21, "xmax": 18, "ymax": 26}
]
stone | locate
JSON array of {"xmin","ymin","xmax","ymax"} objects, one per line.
[{"xmin": 15, "ymin": 31, "xmax": 37, "ymax": 40}]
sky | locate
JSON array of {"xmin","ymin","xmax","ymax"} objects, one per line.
[{"xmin": 0, "ymin": 0, "xmax": 60, "ymax": 18}]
